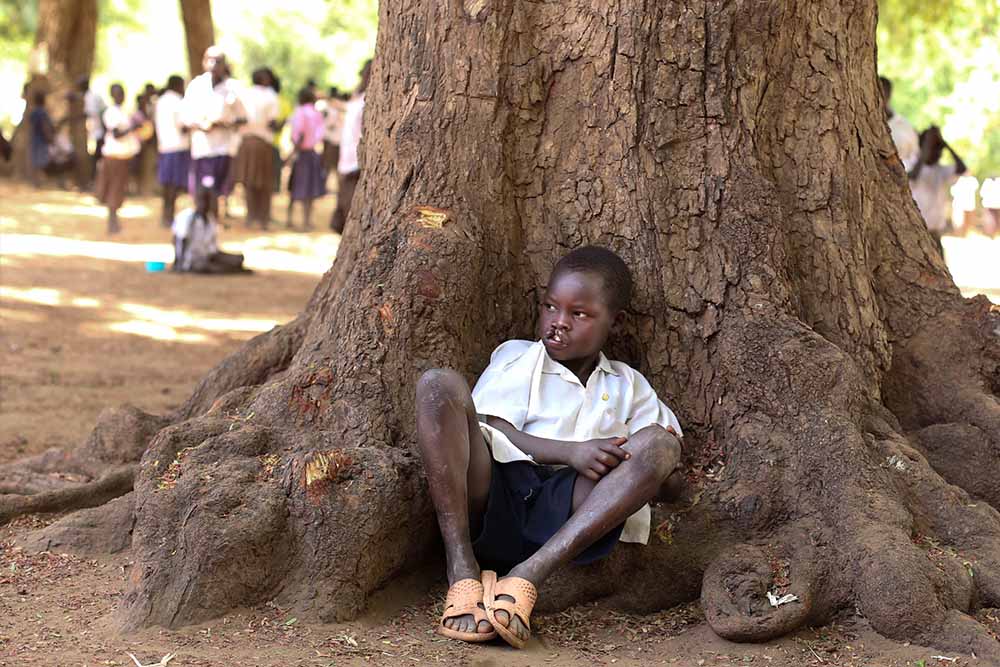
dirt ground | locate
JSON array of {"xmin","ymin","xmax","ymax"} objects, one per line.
[{"xmin": 2, "ymin": 183, "xmax": 998, "ymax": 666}]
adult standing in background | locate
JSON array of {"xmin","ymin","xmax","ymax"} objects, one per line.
[
  {"xmin": 879, "ymin": 76, "xmax": 919, "ymax": 173},
  {"xmin": 155, "ymin": 75, "xmax": 190, "ymax": 227},
  {"xmin": 182, "ymin": 46, "xmax": 246, "ymax": 219},
  {"xmin": 234, "ymin": 67, "xmax": 281, "ymax": 229},
  {"xmin": 329, "ymin": 59, "xmax": 371, "ymax": 234}
]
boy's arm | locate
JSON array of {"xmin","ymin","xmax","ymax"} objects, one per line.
[{"xmin": 485, "ymin": 416, "xmax": 629, "ymax": 481}]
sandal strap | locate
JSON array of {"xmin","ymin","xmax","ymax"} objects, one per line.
[
  {"xmin": 441, "ymin": 578, "xmax": 489, "ymax": 623},
  {"xmin": 490, "ymin": 576, "xmax": 537, "ymax": 631}
]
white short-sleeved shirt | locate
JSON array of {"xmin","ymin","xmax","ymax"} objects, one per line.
[
  {"xmin": 101, "ymin": 105, "xmax": 140, "ymax": 159},
  {"xmin": 912, "ymin": 163, "xmax": 959, "ymax": 232},
  {"xmin": 84, "ymin": 90, "xmax": 106, "ymax": 141},
  {"xmin": 171, "ymin": 208, "xmax": 219, "ymax": 272},
  {"xmin": 337, "ymin": 93, "xmax": 365, "ymax": 174},
  {"xmin": 155, "ymin": 90, "xmax": 189, "ymax": 153},
  {"xmin": 240, "ymin": 85, "xmax": 280, "ymax": 143},
  {"xmin": 472, "ymin": 339, "xmax": 683, "ymax": 545},
  {"xmin": 183, "ymin": 73, "xmax": 246, "ymax": 160},
  {"xmin": 888, "ymin": 112, "xmax": 919, "ymax": 172}
]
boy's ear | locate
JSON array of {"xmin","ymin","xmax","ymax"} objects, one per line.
[{"xmin": 612, "ymin": 309, "xmax": 627, "ymax": 329}]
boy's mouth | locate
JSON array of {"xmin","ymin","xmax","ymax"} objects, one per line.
[{"xmin": 545, "ymin": 329, "xmax": 568, "ymax": 347}]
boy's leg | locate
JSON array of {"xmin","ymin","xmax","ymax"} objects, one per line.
[
  {"xmin": 493, "ymin": 425, "xmax": 681, "ymax": 642},
  {"xmin": 415, "ymin": 368, "xmax": 494, "ymax": 635}
]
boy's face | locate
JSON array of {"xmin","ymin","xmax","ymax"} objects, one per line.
[{"xmin": 538, "ymin": 270, "xmax": 620, "ymax": 363}]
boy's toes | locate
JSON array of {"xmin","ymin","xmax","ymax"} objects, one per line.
[
  {"xmin": 477, "ymin": 619, "xmax": 494, "ymax": 634},
  {"xmin": 493, "ymin": 608, "xmax": 510, "ymax": 628}
]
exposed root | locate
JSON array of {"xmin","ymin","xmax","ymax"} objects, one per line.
[
  {"xmin": 701, "ymin": 541, "xmax": 817, "ymax": 642},
  {"xmin": 17, "ymin": 492, "xmax": 136, "ymax": 555},
  {"xmin": 0, "ymin": 465, "xmax": 135, "ymax": 525}
]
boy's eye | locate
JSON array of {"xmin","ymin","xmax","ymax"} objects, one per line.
[
  {"xmin": 543, "ymin": 303, "xmax": 556, "ymax": 311},
  {"xmin": 573, "ymin": 311, "xmax": 588, "ymax": 318}
]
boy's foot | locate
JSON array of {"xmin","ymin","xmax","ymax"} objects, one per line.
[
  {"xmin": 438, "ymin": 575, "xmax": 496, "ymax": 642},
  {"xmin": 484, "ymin": 568, "xmax": 538, "ymax": 648}
]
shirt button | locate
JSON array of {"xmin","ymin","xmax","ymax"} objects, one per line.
[{"xmin": 601, "ymin": 393, "xmax": 609, "ymax": 401}]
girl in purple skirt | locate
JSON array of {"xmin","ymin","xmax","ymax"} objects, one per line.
[{"xmin": 286, "ymin": 88, "xmax": 326, "ymax": 231}]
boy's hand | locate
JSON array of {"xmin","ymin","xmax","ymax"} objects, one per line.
[{"xmin": 568, "ymin": 437, "xmax": 630, "ymax": 481}]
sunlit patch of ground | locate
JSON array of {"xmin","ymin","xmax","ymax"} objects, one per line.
[{"xmin": 0, "ymin": 182, "xmax": 336, "ymax": 457}]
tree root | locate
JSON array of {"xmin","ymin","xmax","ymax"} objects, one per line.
[
  {"xmin": 0, "ymin": 465, "xmax": 135, "ymax": 525},
  {"xmin": 701, "ymin": 542, "xmax": 816, "ymax": 642},
  {"xmin": 17, "ymin": 492, "xmax": 135, "ymax": 555},
  {"xmin": 177, "ymin": 315, "xmax": 309, "ymax": 420}
]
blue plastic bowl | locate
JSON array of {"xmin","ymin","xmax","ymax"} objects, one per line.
[{"xmin": 146, "ymin": 261, "xmax": 167, "ymax": 272}]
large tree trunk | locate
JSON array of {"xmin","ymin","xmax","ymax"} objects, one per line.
[
  {"xmin": 6, "ymin": 0, "xmax": 1000, "ymax": 658},
  {"xmin": 179, "ymin": 0, "xmax": 214, "ymax": 80},
  {"xmin": 10, "ymin": 0, "xmax": 97, "ymax": 186}
]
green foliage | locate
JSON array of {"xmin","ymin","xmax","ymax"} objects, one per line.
[
  {"xmin": 878, "ymin": 0, "xmax": 1000, "ymax": 175},
  {"xmin": 240, "ymin": 10, "xmax": 334, "ymax": 104},
  {"xmin": 237, "ymin": 0, "xmax": 377, "ymax": 106},
  {"xmin": 0, "ymin": 0, "xmax": 37, "ymax": 60}
]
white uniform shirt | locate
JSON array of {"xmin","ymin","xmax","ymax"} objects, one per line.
[
  {"xmin": 84, "ymin": 89, "xmax": 106, "ymax": 141},
  {"xmin": 337, "ymin": 93, "xmax": 365, "ymax": 174},
  {"xmin": 239, "ymin": 85, "xmax": 280, "ymax": 143},
  {"xmin": 912, "ymin": 163, "xmax": 958, "ymax": 232},
  {"xmin": 154, "ymin": 90, "xmax": 189, "ymax": 153},
  {"xmin": 171, "ymin": 208, "xmax": 218, "ymax": 271},
  {"xmin": 183, "ymin": 73, "xmax": 246, "ymax": 160},
  {"xmin": 472, "ymin": 339, "xmax": 683, "ymax": 545},
  {"xmin": 888, "ymin": 113, "xmax": 919, "ymax": 172},
  {"xmin": 101, "ymin": 105, "xmax": 140, "ymax": 159}
]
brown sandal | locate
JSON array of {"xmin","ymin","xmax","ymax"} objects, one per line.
[
  {"xmin": 482, "ymin": 571, "xmax": 537, "ymax": 649},
  {"xmin": 437, "ymin": 577, "xmax": 498, "ymax": 643}
]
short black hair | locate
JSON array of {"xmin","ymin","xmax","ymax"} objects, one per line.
[
  {"xmin": 166, "ymin": 74, "xmax": 184, "ymax": 91},
  {"xmin": 879, "ymin": 76, "xmax": 892, "ymax": 96},
  {"xmin": 549, "ymin": 246, "xmax": 633, "ymax": 312},
  {"xmin": 298, "ymin": 87, "xmax": 316, "ymax": 105}
]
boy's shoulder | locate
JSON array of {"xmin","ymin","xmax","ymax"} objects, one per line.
[{"xmin": 488, "ymin": 339, "xmax": 536, "ymax": 366}]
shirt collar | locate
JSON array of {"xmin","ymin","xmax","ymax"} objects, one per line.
[{"xmin": 538, "ymin": 341, "xmax": 620, "ymax": 380}]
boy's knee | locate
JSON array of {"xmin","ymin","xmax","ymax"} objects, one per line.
[
  {"xmin": 416, "ymin": 368, "xmax": 467, "ymax": 410},
  {"xmin": 628, "ymin": 425, "xmax": 681, "ymax": 479}
]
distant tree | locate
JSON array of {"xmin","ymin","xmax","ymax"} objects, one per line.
[
  {"xmin": 179, "ymin": 0, "xmax": 214, "ymax": 79},
  {"xmin": 9, "ymin": 0, "xmax": 98, "ymax": 186}
]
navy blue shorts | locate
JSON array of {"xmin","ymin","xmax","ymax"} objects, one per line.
[{"xmin": 471, "ymin": 460, "xmax": 624, "ymax": 574}]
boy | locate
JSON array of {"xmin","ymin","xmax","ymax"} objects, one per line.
[{"xmin": 415, "ymin": 246, "xmax": 682, "ymax": 648}]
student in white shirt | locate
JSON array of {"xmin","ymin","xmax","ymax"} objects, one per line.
[
  {"xmin": 329, "ymin": 59, "xmax": 370, "ymax": 233},
  {"xmin": 171, "ymin": 179, "xmax": 248, "ymax": 274},
  {"xmin": 234, "ymin": 67, "xmax": 281, "ymax": 229},
  {"xmin": 415, "ymin": 247, "xmax": 682, "ymax": 648},
  {"xmin": 181, "ymin": 46, "xmax": 246, "ymax": 219},
  {"xmin": 95, "ymin": 83, "xmax": 140, "ymax": 235},
  {"xmin": 910, "ymin": 125, "xmax": 967, "ymax": 255},
  {"xmin": 155, "ymin": 75, "xmax": 190, "ymax": 227}
]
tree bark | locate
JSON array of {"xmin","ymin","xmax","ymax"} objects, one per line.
[
  {"xmin": 179, "ymin": 0, "xmax": 215, "ymax": 80},
  {"xmin": 7, "ymin": 0, "xmax": 1000, "ymax": 658},
  {"xmin": 10, "ymin": 0, "xmax": 97, "ymax": 186}
]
